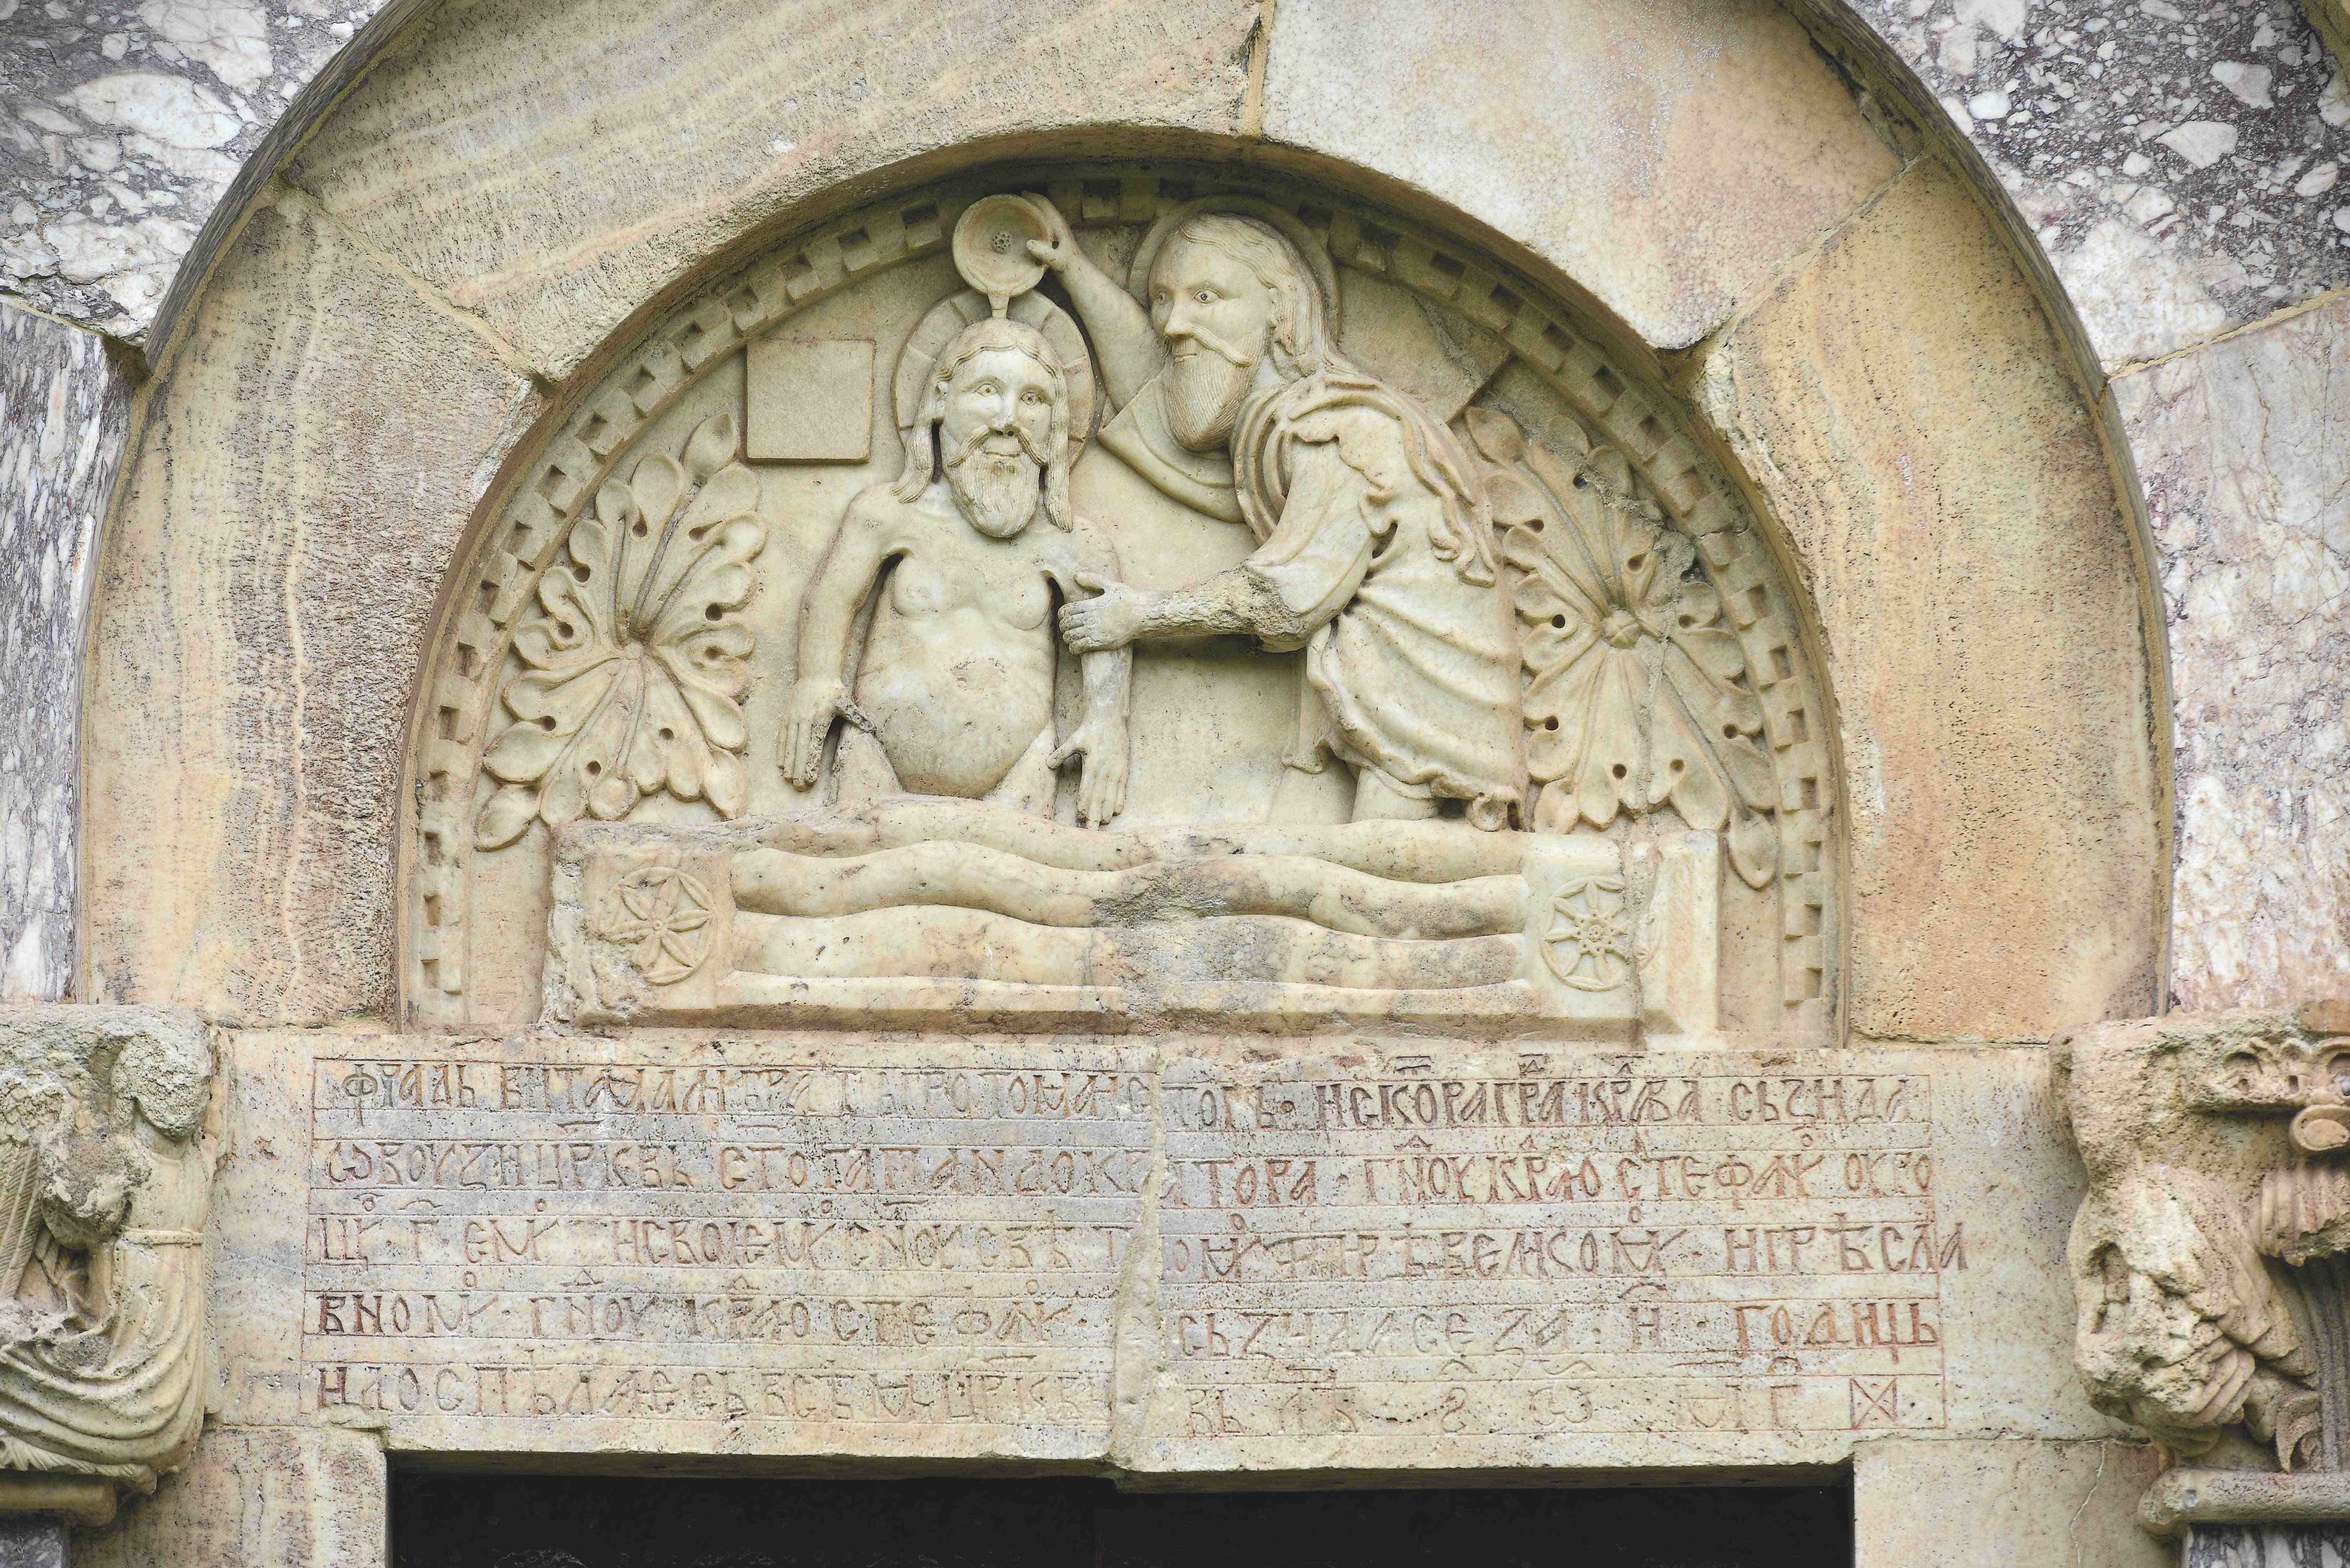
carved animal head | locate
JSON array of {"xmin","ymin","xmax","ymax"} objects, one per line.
[{"xmin": 2060, "ymin": 1010, "xmax": 2350, "ymax": 1177}]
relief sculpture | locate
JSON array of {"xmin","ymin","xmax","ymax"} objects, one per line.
[
  {"xmin": 0, "ymin": 1007, "xmax": 212, "ymax": 1509},
  {"xmin": 412, "ymin": 170, "xmax": 1839, "ymax": 1041},
  {"xmin": 2062, "ymin": 1007, "xmax": 2350, "ymax": 1479}
]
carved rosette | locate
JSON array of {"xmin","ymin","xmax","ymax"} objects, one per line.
[
  {"xmin": 2062, "ymin": 1003, "xmax": 2350, "ymax": 1502},
  {"xmin": 1462, "ymin": 407, "xmax": 1778, "ymax": 886},
  {"xmin": 475, "ymin": 413, "xmax": 767, "ymax": 850},
  {"xmin": 0, "ymin": 1006, "xmax": 215, "ymax": 1522}
]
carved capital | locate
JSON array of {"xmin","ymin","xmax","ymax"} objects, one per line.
[
  {"xmin": 2061, "ymin": 1003, "xmax": 2350, "ymax": 1480},
  {"xmin": 0, "ymin": 1006, "xmax": 213, "ymax": 1514}
]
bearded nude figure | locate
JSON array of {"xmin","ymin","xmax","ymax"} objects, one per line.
[
  {"xmin": 781, "ymin": 315, "xmax": 1131, "ymax": 824},
  {"xmin": 1030, "ymin": 204, "xmax": 1526, "ymax": 829}
]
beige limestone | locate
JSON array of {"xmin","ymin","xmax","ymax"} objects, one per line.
[
  {"xmin": 0, "ymin": 1006, "xmax": 214, "ymax": 1504},
  {"xmin": 48, "ymin": 4, "xmax": 2196, "ymax": 1555},
  {"xmin": 1259, "ymin": 0, "xmax": 1908, "ymax": 354},
  {"xmin": 80, "ymin": 191, "xmax": 543, "ymax": 1023},
  {"xmin": 72, "ymin": 1427, "xmax": 385, "ymax": 1568},
  {"xmin": 284, "ymin": 0, "xmax": 1262, "ymax": 379},
  {"xmin": 1696, "ymin": 159, "xmax": 2163, "ymax": 1042},
  {"xmin": 197, "ymin": 1026, "xmax": 2106, "ymax": 1478},
  {"xmin": 411, "ymin": 170, "xmax": 1831, "ymax": 1045},
  {"xmin": 1854, "ymin": 1437, "xmax": 2171, "ymax": 1568}
]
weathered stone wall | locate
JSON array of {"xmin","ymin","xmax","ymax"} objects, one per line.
[
  {"xmin": 5, "ymin": 0, "xmax": 2346, "ymax": 1013},
  {"xmin": 0, "ymin": 4, "xmax": 2345, "ymax": 1566}
]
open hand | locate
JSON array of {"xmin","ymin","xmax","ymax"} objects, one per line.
[
  {"xmin": 1058, "ymin": 573, "xmax": 1150, "ymax": 653},
  {"xmin": 779, "ymin": 675, "xmax": 845, "ymax": 788},
  {"xmin": 1022, "ymin": 191, "xmax": 1077, "ymax": 275},
  {"xmin": 1050, "ymin": 716, "xmax": 1129, "ymax": 826}
]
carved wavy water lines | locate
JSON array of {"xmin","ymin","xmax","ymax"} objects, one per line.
[
  {"xmin": 735, "ymin": 907, "xmax": 1523, "ymax": 991},
  {"xmin": 732, "ymin": 842, "xmax": 1524, "ymax": 942}
]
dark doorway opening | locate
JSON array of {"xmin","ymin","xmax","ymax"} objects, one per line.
[{"xmin": 393, "ymin": 1474, "xmax": 1850, "ymax": 1568}]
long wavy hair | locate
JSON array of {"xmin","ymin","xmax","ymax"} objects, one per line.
[{"xmin": 893, "ymin": 316, "xmax": 1073, "ymax": 531}]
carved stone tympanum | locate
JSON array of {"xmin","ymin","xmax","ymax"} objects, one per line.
[
  {"xmin": 0, "ymin": 1007, "xmax": 213, "ymax": 1524},
  {"xmin": 404, "ymin": 167, "xmax": 1840, "ymax": 1043},
  {"xmin": 2063, "ymin": 1003, "xmax": 2350, "ymax": 1539}
]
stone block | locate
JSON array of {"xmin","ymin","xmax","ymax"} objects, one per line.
[
  {"xmin": 1854, "ymin": 1437, "xmax": 2170, "ymax": 1568},
  {"xmin": 1696, "ymin": 159, "xmax": 2163, "ymax": 1042},
  {"xmin": 284, "ymin": 0, "xmax": 1260, "ymax": 378},
  {"xmin": 72, "ymin": 1427, "xmax": 385, "ymax": 1568},
  {"xmin": 78, "ymin": 192, "xmax": 544, "ymax": 1023},
  {"xmin": 210, "ymin": 1027, "xmax": 2100, "ymax": 1476},
  {"xmin": 1260, "ymin": 0, "xmax": 1906, "ymax": 354}
]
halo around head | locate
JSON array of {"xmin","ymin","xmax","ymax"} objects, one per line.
[
  {"xmin": 1127, "ymin": 196, "xmax": 1342, "ymax": 338},
  {"xmin": 892, "ymin": 289, "xmax": 1099, "ymax": 456}
]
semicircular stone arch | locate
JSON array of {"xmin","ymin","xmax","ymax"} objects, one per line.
[
  {"xmin": 75, "ymin": 0, "xmax": 2164, "ymax": 1050},
  {"xmin": 400, "ymin": 162, "xmax": 1841, "ymax": 1042}
]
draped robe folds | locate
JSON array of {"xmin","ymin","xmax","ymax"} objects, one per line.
[
  {"xmin": 1223, "ymin": 367, "xmax": 1527, "ymax": 824},
  {"xmin": 0, "ymin": 1137, "xmax": 208, "ymax": 1485}
]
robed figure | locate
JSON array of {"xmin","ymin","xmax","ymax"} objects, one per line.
[{"xmin": 1036, "ymin": 199, "xmax": 1526, "ymax": 829}]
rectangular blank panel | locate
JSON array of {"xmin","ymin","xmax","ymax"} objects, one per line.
[{"xmin": 746, "ymin": 337, "xmax": 874, "ymax": 462}]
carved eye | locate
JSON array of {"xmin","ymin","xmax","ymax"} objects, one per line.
[
  {"xmin": 1195, "ymin": 289, "xmax": 1215, "ymax": 304},
  {"xmin": 2327, "ymin": 1051, "xmax": 2350, "ymax": 1099},
  {"xmin": 1022, "ymin": 389, "xmax": 1046, "ymax": 405}
]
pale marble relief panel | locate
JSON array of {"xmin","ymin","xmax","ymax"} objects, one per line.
[{"xmin": 403, "ymin": 167, "xmax": 1841, "ymax": 1049}]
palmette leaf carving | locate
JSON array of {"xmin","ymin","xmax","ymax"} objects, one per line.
[
  {"xmin": 1465, "ymin": 407, "xmax": 1777, "ymax": 888},
  {"xmin": 476, "ymin": 414, "xmax": 767, "ymax": 850}
]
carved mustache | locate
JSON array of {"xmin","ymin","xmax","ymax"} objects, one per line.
[
  {"xmin": 943, "ymin": 420, "xmax": 1053, "ymax": 470},
  {"xmin": 1169, "ymin": 325, "xmax": 1256, "ymax": 369}
]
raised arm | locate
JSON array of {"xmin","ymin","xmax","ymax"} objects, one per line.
[
  {"xmin": 1023, "ymin": 193, "xmax": 1165, "ymax": 410},
  {"xmin": 781, "ymin": 496, "xmax": 896, "ymax": 788}
]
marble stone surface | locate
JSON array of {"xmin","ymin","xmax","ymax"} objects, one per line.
[
  {"xmin": 2114, "ymin": 293, "xmax": 2350, "ymax": 1011},
  {"xmin": 0, "ymin": 0, "xmax": 395, "ymax": 338},
  {"xmin": 1853, "ymin": 1437, "xmax": 2169, "ymax": 1568},
  {"xmin": 0, "ymin": 1520, "xmax": 63, "ymax": 1568},
  {"xmin": 0, "ymin": 301, "xmax": 130, "ymax": 1003},
  {"xmin": 1845, "ymin": 0, "xmax": 2350, "ymax": 369}
]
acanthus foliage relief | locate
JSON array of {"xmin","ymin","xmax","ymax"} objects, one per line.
[
  {"xmin": 1463, "ymin": 408, "xmax": 1779, "ymax": 888},
  {"xmin": 476, "ymin": 414, "xmax": 768, "ymax": 850}
]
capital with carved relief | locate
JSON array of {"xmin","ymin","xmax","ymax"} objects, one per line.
[{"xmin": 0, "ymin": 1006, "xmax": 214, "ymax": 1530}]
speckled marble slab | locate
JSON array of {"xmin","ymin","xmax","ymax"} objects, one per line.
[
  {"xmin": 1847, "ymin": 0, "xmax": 2350, "ymax": 367},
  {"xmin": 0, "ymin": 0, "xmax": 390, "ymax": 339},
  {"xmin": 0, "ymin": 300, "xmax": 131, "ymax": 1001}
]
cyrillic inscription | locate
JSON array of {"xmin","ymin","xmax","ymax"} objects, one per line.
[
  {"xmin": 303, "ymin": 1050, "xmax": 1148, "ymax": 1457},
  {"xmin": 1150, "ymin": 1052, "xmax": 1951, "ymax": 1458}
]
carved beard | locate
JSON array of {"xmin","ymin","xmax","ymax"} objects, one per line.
[
  {"xmin": 944, "ymin": 429, "xmax": 1046, "ymax": 539},
  {"xmin": 1167, "ymin": 339, "xmax": 1256, "ymax": 452}
]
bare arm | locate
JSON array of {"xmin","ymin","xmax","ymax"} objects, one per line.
[
  {"xmin": 781, "ymin": 498, "xmax": 896, "ymax": 787},
  {"xmin": 1059, "ymin": 565, "xmax": 1315, "ymax": 651},
  {"xmin": 1054, "ymin": 647, "xmax": 1132, "ymax": 825},
  {"xmin": 1024, "ymin": 193, "xmax": 1165, "ymax": 410}
]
